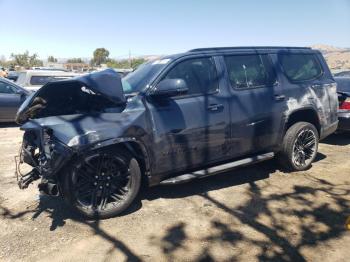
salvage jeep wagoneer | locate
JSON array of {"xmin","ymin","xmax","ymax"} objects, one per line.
[{"xmin": 15, "ymin": 47, "xmax": 338, "ymax": 218}]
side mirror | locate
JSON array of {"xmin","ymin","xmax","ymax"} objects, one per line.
[{"xmin": 150, "ymin": 79, "xmax": 188, "ymax": 97}]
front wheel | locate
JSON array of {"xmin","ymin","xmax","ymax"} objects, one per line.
[
  {"xmin": 63, "ymin": 150, "xmax": 141, "ymax": 219},
  {"xmin": 278, "ymin": 122, "xmax": 319, "ymax": 171}
]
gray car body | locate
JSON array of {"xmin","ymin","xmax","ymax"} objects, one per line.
[
  {"xmin": 17, "ymin": 47, "xmax": 339, "ymax": 187},
  {"xmin": 0, "ymin": 77, "xmax": 29, "ymax": 122}
]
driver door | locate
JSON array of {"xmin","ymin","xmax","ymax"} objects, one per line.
[{"xmin": 147, "ymin": 56, "xmax": 230, "ymax": 176}]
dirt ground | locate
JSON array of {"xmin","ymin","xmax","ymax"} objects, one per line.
[{"xmin": 0, "ymin": 125, "xmax": 349, "ymax": 262}]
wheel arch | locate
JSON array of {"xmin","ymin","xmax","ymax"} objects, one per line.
[
  {"xmin": 91, "ymin": 138, "xmax": 151, "ymax": 184},
  {"xmin": 56, "ymin": 137, "xmax": 151, "ymax": 189},
  {"xmin": 284, "ymin": 108, "xmax": 321, "ymax": 136}
]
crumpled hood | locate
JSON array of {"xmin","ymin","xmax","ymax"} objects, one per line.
[
  {"xmin": 16, "ymin": 69, "xmax": 126, "ymax": 124},
  {"xmin": 21, "ymin": 111, "xmax": 143, "ymax": 147}
]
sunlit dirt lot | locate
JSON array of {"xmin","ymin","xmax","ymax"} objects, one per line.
[{"xmin": 0, "ymin": 125, "xmax": 349, "ymax": 262}]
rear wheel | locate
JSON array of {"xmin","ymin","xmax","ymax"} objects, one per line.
[
  {"xmin": 63, "ymin": 149, "xmax": 141, "ymax": 219},
  {"xmin": 278, "ymin": 122, "xmax": 319, "ymax": 171}
]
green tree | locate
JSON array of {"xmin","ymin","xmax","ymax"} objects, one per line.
[
  {"xmin": 131, "ymin": 58, "xmax": 146, "ymax": 69},
  {"xmin": 93, "ymin": 48, "xmax": 110, "ymax": 66},
  {"xmin": 10, "ymin": 51, "xmax": 43, "ymax": 68},
  {"xmin": 106, "ymin": 58, "xmax": 146, "ymax": 69},
  {"xmin": 48, "ymin": 56, "xmax": 57, "ymax": 63},
  {"xmin": 67, "ymin": 58, "xmax": 83, "ymax": 63}
]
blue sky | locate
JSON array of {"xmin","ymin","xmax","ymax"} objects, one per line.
[{"xmin": 0, "ymin": 0, "xmax": 349, "ymax": 59}]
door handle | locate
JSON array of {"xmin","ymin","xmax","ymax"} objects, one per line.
[
  {"xmin": 207, "ymin": 104, "xmax": 223, "ymax": 111},
  {"xmin": 274, "ymin": 94, "xmax": 285, "ymax": 101}
]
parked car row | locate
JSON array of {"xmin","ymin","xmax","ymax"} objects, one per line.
[
  {"xmin": 0, "ymin": 69, "xmax": 78, "ymax": 122},
  {"xmin": 0, "ymin": 67, "xmax": 136, "ymax": 123},
  {"xmin": 16, "ymin": 70, "xmax": 78, "ymax": 91}
]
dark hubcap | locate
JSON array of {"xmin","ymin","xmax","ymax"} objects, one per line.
[
  {"xmin": 73, "ymin": 154, "xmax": 131, "ymax": 211},
  {"xmin": 292, "ymin": 129, "xmax": 317, "ymax": 167}
]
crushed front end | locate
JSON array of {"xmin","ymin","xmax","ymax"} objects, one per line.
[
  {"xmin": 14, "ymin": 69, "xmax": 127, "ymax": 197},
  {"xmin": 16, "ymin": 124, "xmax": 73, "ymax": 196}
]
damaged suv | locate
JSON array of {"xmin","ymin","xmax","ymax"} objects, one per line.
[{"xmin": 16, "ymin": 47, "xmax": 338, "ymax": 219}]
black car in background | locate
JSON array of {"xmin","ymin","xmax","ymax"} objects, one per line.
[
  {"xmin": 0, "ymin": 77, "xmax": 30, "ymax": 122},
  {"xmin": 334, "ymin": 70, "xmax": 350, "ymax": 78},
  {"xmin": 335, "ymin": 77, "xmax": 350, "ymax": 131},
  {"xmin": 16, "ymin": 47, "xmax": 338, "ymax": 219}
]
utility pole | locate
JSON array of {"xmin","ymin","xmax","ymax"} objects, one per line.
[{"xmin": 128, "ymin": 50, "xmax": 131, "ymax": 68}]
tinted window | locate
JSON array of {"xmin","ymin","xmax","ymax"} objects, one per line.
[
  {"xmin": 164, "ymin": 57, "xmax": 218, "ymax": 95},
  {"xmin": 30, "ymin": 76, "xmax": 73, "ymax": 85},
  {"xmin": 224, "ymin": 55, "xmax": 276, "ymax": 89},
  {"xmin": 0, "ymin": 81, "xmax": 16, "ymax": 94},
  {"xmin": 279, "ymin": 54, "xmax": 322, "ymax": 82}
]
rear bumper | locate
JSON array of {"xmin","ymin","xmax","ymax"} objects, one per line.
[
  {"xmin": 338, "ymin": 111, "xmax": 350, "ymax": 131},
  {"xmin": 320, "ymin": 120, "xmax": 338, "ymax": 140}
]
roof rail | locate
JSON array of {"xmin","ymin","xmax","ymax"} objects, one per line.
[{"xmin": 188, "ymin": 46, "xmax": 311, "ymax": 52}]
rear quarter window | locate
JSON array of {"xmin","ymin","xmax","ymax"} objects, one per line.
[{"xmin": 279, "ymin": 53, "xmax": 323, "ymax": 82}]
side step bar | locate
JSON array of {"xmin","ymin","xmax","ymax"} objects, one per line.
[{"xmin": 160, "ymin": 152, "xmax": 274, "ymax": 185}]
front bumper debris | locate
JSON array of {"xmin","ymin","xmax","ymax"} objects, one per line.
[{"xmin": 15, "ymin": 128, "xmax": 73, "ymax": 194}]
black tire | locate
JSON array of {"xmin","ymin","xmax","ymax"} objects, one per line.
[
  {"xmin": 278, "ymin": 122, "xmax": 319, "ymax": 171},
  {"xmin": 63, "ymin": 149, "xmax": 141, "ymax": 219}
]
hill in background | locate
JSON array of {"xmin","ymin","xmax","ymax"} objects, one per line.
[{"xmin": 312, "ymin": 44, "xmax": 350, "ymax": 70}]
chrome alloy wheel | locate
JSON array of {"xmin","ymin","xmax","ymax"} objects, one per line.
[{"xmin": 292, "ymin": 129, "xmax": 317, "ymax": 168}]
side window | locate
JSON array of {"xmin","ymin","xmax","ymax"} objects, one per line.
[
  {"xmin": 29, "ymin": 76, "xmax": 73, "ymax": 86},
  {"xmin": 164, "ymin": 57, "xmax": 218, "ymax": 95},
  {"xmin": 279, "ymin": 53, "xmax": 323, "ymax": 82},
  {"xmin": 0, "ymin": 82, "xmax": 16, "ymax": 94},
  {"xmin": 224, "ymin": 54, "xmax": 276, "ymax": 89}
]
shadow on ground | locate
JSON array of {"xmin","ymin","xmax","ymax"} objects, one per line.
[
  {"xmin": 0, "ymin": 123, "xmax": 19, "ymax": 128},
  {"xmin": 1, "ymin": 135, "xmax": 349, "ymax": 261},
  {"xmin": 147, "ymin": 175, "xmax": 350, "ymax": 261},
  {"xmin": 321, "ymin": 132, "xmax": 350, "ymax": 146}
]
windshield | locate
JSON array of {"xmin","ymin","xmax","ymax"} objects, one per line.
[{"xmin": 122, "ymin": 59, "xmax": 170, "ymax": 94}]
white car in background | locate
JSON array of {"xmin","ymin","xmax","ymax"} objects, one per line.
[{"xmin": 16, "ymin": 70, "xmax": 79, "ymax": 91}]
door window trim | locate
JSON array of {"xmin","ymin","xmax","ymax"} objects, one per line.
[
  {"xmin": 223, "ymin": 53, "xmax": 278, "ymax": 91},
  {"xmin": 150, "ymin": 55, "xmax": 220, "ymax": 99}
]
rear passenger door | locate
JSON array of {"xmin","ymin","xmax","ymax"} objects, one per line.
[
  {"xmin": 148, "ymin": 56, "xmax": 231, "ymax": 174},
  {"xmin": 223, "ymin": 54, "xmax": 284, "ymax": 155}
]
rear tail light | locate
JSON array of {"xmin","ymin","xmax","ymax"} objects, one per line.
[{"xmin": 339, "ymin": 97, "xmax": 350, "ymax": 110}]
